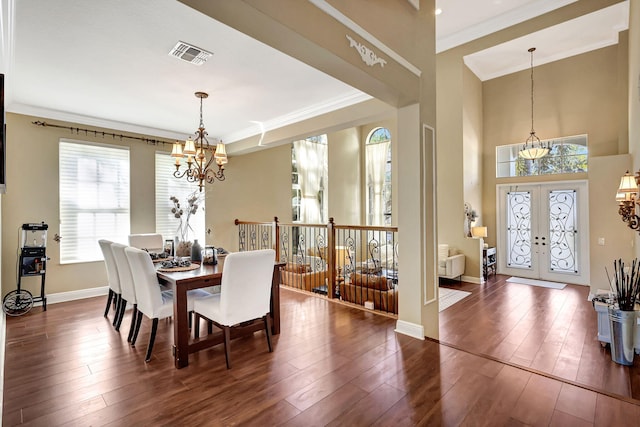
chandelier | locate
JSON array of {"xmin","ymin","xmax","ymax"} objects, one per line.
[
  {"xmin": 171, "ymin": 92, "xmax": 228, "ymax": 191},
  {"xmin": 617, "ymin": 170, "xmax": 640, "ymax": 231},
  {"xmin": 518, "ymin": 47, "xmax": 551, "ymax": 160}
]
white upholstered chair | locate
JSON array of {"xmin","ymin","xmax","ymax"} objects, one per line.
[
  {"xmin": 98, "ymin": 239, "xmax": 121, "ymax": 326},
  {"xmin": 111, "ymin": 243, "xmax": 139, "ymax": 340},
  {"xmin": 192, "ymin": 249, "xmax": 276, "ymax": 369},
  {"xmin": 124, "ymin": 246, "xmax": 210, "ymax": 362},
  {"xmin": 438, "ymin": 244, "xmax": 465, "ymax": 281},
  {"xmin": 128, "ymin": 233, "xmax": 164, "ymax": 253}
]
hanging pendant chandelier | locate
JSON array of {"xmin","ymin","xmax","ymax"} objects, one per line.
[
  {"xmin": 518, "ymin": 47, "xmax": 551, "ymax": 160},
  {"xmin": 171, "ymin": 92, "xmax": 228, "ymax": 191}
]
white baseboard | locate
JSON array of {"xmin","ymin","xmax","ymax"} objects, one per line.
[
  {"xmin": 394, "ymin": 319, "xmax": 425, "ymax": 340},
  {"xmin": 33, "ymin": 286, "xmax": 109, "ymax": 307},
  {"xmin": 462, "ymin": 275, "xmax": 482, "ymax": 284}
]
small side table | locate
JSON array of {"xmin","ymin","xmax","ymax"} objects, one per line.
[{"xmin": 483, "ymin": 247, "xmax": 496, "ymax": 281}]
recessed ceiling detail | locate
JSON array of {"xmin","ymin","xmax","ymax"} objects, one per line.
[{"xmin": 168, "ymin": 41, "xmax": 213, "ymax": 65}]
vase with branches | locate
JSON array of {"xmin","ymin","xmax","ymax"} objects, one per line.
[
  {"xmin": 171, "ymin": 191, "xmax": 203, "ymax": 257},
  {"xmin": 605, "ymin": 258, "xmax": 640, "ymax": 365},
  {"xmin": 464, "ymin": 202, "xmax": 478, "ymax": 237},
  {"xmin": 606, "ymin": 258, "xmax": 640, "ymax": 311}
]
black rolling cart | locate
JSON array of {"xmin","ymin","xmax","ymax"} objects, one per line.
[{"xmin": 2, "ymin": 222, "xmax": 49, "ymax": 316}]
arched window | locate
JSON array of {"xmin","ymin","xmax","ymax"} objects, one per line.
[{"xmin": 366, "ymin": 127, "xmax": 392, "ymax": 225}]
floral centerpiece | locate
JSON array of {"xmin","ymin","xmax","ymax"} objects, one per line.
[{"xmin": 171, "ymin": 191, "xmax": 203, "ymax": 257}]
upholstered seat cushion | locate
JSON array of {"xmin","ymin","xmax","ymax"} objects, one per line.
[{"xmin": 350, "ymin": 272, "xmax": 393, "ymax": 291}]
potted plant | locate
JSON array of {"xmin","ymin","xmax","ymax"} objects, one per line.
[{"xmin": 606, "ymin": 258, "xmax": 640, "ymax": 365}]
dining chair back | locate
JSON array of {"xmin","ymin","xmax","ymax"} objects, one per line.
[
  {"xmin": 219, "ymin": 249, "xmax": 276, "ymax": 326},
  {"xmin": 98, "ymin": 239, "xmax": 121, "ymax": 322},
  {"xmin": 111, "ymin": 242, "xmax": 138, "ymax": 339},
  {"xmin": 128, "ymin": 233, "xmax": 164, "ymax": 253},
  {"xmin": 125, "ymin": 247, "xmax": 172, "ymax": 321},
  {"xmin": 193, "ymin": 249, "xmax": 276, "ymax": 368}
]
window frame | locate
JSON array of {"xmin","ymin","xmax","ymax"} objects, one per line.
[
  {"xmin": 496, "ymin": 134, "xmax": 588, "ymax": 178},
  {"xmin": 59, "ymin": 139, "xmax": 130, "ymax": 264},
  {"xmin": 365, "ymin": 127, "xmax": 392, "ymax": 226}
]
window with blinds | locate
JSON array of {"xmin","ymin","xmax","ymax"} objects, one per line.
[
  {"xmin": 59, "ymin": 140, "xmax": 130, "ymax": 264},
  {"xmin": 155, "ymin": 152, "xmax": 206, "ymax": 245}
]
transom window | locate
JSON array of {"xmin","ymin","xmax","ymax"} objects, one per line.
[
  {"xmin": 366, "ymin": 127, "xmax": 392, "ymax": 226},
  {"xmin": 496, "ymin": 134, "xmax": 588, "ymax": 178}
]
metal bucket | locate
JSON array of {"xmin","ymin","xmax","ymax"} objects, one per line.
[{"xmin": 608, "ymin": 307, "xmax": 636, "ymax": 366}]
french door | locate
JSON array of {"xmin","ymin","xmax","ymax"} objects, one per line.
[{"xmin": 497, "ymin": 181, "xmax": 589, "ymax": 285}]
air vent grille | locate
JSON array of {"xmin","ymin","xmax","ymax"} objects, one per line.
[{"xmin": 169, "ymin": 41, "xmax": 212, "ymax": 66}]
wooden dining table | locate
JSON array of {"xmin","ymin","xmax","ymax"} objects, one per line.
[{"xmin": 156, "ymin": 259, "xmax": 285, "ymax": 368}]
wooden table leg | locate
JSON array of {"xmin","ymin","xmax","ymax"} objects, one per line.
[
  {"xmin": 173, "ymin": 282, "xmax": 190, "ymax": 368},
  {"xmin": 271, "ymin": 266, "xmax": 281, "ymax": 335}
]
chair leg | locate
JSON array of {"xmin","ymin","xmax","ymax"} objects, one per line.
[
  {"xmin": 223, "ymin": 326, "xmax": 231, "ymax": 369},
  {"xmin": 207, "ymin": 320, "xmax": 213, "ymax": 335},
  {"xmin": 194, "ymin": 313, "xmax": 200, "ymax": 339},
  {"xmin": 264, "ymin": 315, "xmax": 273, "ymax": 352},
  {"xmin": 127, "ymin": 305, "xmax": 138, "ymax": 342},
  {"xmin": 104, "ymin": 289, "xmax": 114, "ymax": 317},
  {"xmin": 145, "ymin": 318, "xmax": 159, "ymax": 362},
  {"xmin": 131, "ymin": 311, "xmax": 144, "ymax": 346},
  {"xmin": 115, "ymin": 298, "xmax": 127, "ymax": 332},
  {"xmin": 112, "ymin": 294, "xmax": 121, "ymax": 326}
]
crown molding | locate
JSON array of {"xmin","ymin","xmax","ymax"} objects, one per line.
[
  {"xmin": 466, "ymin": 36, "xmax": 620, "ymax": 81},
  {"xmin": 437, "ymin": 0, "xmax": 578, "ymax": 53},
  {"xmin": 8, "ymin": 103, "xmax": 185, "ymax": 141},
  {"xmin": 221, "ymin": 90, "xmax": 372, "ymax": 143}
]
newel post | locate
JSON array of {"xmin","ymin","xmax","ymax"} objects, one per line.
[
  {"xmin": 327, "ymin": 217, "xmax": 336, "ymax": 299},
  {"xmin": 273, "ymin": 216, "xmax": 281, "ymax": 262}
]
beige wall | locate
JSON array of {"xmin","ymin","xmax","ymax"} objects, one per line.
[
  {"xmin": 482, "ymin": 46, "xmax": 627, "ymax": 289},
  {"xmin": 629, "ymin": 0, "xmax": 640, "ymax": 257},
  {"xmin": 462, "ymin": 64, "xmax": 484, "ymax": 278},
  {"xmin": 328, "ymin": 127, "xmax": 361, "ymax": 225},
  {"xmin": 204, "ymin": 143, "xmax": 292, "ymax": 253},
  {"xmin": 436, "ymin": 55, "xmax": 483, "ymax": 280},
  {"xmin": 589, "ymin": 154, "xmax": 634, "ymax": 291},
  {"xmin": 1, "ymin": 113, "xmax": 171, "ymax": 296}
]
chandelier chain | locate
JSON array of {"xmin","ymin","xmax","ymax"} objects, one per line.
[{"xmin": 530, "ymin": 47, "xmax": 535, "ymax": 135}]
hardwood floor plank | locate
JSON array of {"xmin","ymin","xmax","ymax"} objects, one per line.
[{"xmin": 554, "ymin": 383, "xmax": 597, "ymax": 423}]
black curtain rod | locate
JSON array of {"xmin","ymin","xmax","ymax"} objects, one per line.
[{"xmin": 32, "ymin": 120, "xmax": 173, "ymax": 147}]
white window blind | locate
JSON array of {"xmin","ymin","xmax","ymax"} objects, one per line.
[
  {"xmin": 59, "ymin": 140, "xmax": 130, "ymax": 264},
  {"xmin": 155, "ymin": 152, "xmax": 205, "ymax": 244}
]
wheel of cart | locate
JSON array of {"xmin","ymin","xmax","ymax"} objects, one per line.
[{"xmin": 3, "ymin": 289, "xmax": 34, "ymax": 316}]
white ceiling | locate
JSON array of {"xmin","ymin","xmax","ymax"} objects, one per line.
[{"xmin": 0, "ymin": 0, "xmax": 631, "ymax": 144}]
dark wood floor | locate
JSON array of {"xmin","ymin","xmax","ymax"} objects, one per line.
[
  {"xmin": 3, "ymin": 282, "xmax": 640, "ymax": 426},
  {"xmin": 439, "ymin": 274, "xmax": 640, "ymax": 401}
]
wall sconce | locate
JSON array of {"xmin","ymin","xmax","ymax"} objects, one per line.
[{"xmin": 617, "ymin": 170, "xmax": 640, "ymax": 230}]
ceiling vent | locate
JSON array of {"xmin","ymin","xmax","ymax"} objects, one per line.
[{"xmin": 168, "ymin": 41, "xmax": 213, "ymax": 66}]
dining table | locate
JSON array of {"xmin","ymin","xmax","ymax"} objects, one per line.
[{"xmin": 156, "ymin": 258, "xmax": 285, "ymax": 368}]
